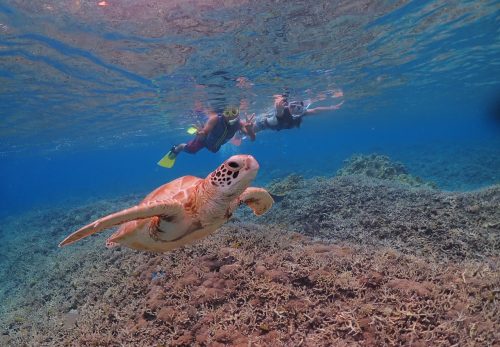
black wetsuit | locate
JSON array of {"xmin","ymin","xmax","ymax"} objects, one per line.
[
  {"xmin": 184, "ymin": 114, "xmax": 240, "ymax": 153},
  {"xmin": 256, "ymin": 107, "xmax": 303, "ymax": 132}
]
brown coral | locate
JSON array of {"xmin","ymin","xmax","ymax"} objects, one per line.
[
  {"xmin": 0, "ymin": 170, "xmax": 498, "ymax": 346},
  {"xmin": 1, "ymin": 221, "xmax": 498, "ymax": 346}
]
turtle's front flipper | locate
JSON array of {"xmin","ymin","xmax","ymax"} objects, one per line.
[
  {"xmin": 239, "ymin": 187, "xmax": 274, "ymax": 216},
  {"xmin": 58, "ymin": 200, "xmax": 183, "ymax": 247}
]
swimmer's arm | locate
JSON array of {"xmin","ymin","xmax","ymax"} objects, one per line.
[
  {"xmin": 304, "ymin": 101, "xmax": 344, "ymax": 116},
  {"xmin": 198, "ymin": 113, "xmax": 218, "ymax": 136},
  {"xmin": 275, "ymin": 99, "xmax": 286, "ymax": 118}
]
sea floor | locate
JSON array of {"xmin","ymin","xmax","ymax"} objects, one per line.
[{"xmin": 0, "ymin": 155, "xmax": 499, "ymax": 346}]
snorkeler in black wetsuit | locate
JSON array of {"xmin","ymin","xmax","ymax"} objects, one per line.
[{"xmin": 157, "ymin": 106, "xmax": 255, "ymax": 168}]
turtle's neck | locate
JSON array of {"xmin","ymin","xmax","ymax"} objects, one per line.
[{"xmin": 198, "ymin": 178, "xmax": 246, "ymax": 217}]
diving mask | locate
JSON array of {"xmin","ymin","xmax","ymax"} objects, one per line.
[
  {"xmin": 223, "ymin": 107, "xmax": 240, "ymax": 124},
  {"xmin": 287, "ymin": 101, "xmax": 305, "ymax": 115}
]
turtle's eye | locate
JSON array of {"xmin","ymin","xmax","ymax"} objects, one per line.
[{"xmin": 227, "ymin": 161, "xmax": 239, "ymax": 169}]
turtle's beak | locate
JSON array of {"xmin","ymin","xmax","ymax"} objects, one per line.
[{"xmin": 245, "ymin": 155, "xmax": 259, "ymax": 172}]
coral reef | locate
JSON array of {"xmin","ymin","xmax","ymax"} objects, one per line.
[
  {"xmin": 266, "ymin": 174, "xmax": 306, "ymax": 196},
  {"xmin": 0, "ymin": 163, "xmax": 498, "ymax": 346},
  {"xmin": 0, "ymin": 221, "xmax": 498, "ymax": 346},
  {"xmin": 251, "ymin": 175, "xmax": 499, "ymax": 261},
  {"xmin": 337, "ymin": 153, "xmax": 437, "ymax": 189}
]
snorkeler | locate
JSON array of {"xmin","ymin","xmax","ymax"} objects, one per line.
[
  {"xmin": 158, "ymin": 106, "xmax": 256, "ymax": 168},
  {"xmin": 253, "ymin": 92, "xmax": 344, "ymax": 133}
]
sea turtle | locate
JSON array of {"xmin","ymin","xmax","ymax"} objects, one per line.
[{"xmin": 59, "ymin": 155, "xmax": 273, "ymax": 252}]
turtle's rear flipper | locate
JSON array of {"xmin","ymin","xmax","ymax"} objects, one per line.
[
  {"xmin": 239, "ymin": 187, "xmax": 274, "ymax": 216},
  {"xmin": 59, "ymin": 200, "xmax": 183, "ymax": 247}
]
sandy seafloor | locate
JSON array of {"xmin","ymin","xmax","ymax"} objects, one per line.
[{"xmin": 0, "ymin": 153, "xmax": 499, "ymax": 347}]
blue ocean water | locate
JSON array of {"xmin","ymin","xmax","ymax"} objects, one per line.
[
  {"xmin": 1, "ymin": 2, "xmax": 500, "ymax": 345},
  {"xmin": 0, "ymin": 0, "xmax": 499, "ymax": 221}
]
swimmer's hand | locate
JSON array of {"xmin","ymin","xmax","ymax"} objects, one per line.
[
  {"xmin": 244, "ymin": 113, "xmax": 255, "ymax": 125},
  {"xmin": 194, "ymin": 125, "xmax": 207, "ymax": 137},
  {"xmin": 331, "ymin": 100, "xmax": 344, "ymax": 110},
  {"xmin": 242, "ymin": 113, "xmax": 256, "ymax": 140}
]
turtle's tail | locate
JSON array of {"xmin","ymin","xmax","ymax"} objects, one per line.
[{"xmin": 58, "ymin": 199, "xmax": 182, "ymax": 247}]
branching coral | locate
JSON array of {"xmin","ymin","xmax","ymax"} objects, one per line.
[
  {"xmin": 337, "ymin": 153, "xmax": 437, "ymax": 189},
  {"xmin": 1, "ymin": 222, "xmax": 498, "ymax": 346},
  {"xmin": 0, "ymin": 158, "xmax": 498, "ymax": 346}
]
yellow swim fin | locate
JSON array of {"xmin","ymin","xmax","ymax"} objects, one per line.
[
  {"xmin": 157, "ymin": 150, "xmax": 177, "ymax": 168},
  {"xmin": 186, "ymin": 126, "xmax": 198, "ymax": 135}
]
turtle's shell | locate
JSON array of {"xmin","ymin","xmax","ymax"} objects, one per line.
[
  {"xmin": 108, "ymin": 175, "xmax": 208, "ymax": 251},
  {"xmin": 144, "ymin": 175, "xmax": 201, "ymax": 205}
]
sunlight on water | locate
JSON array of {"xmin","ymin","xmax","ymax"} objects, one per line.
[{"xmin": 0, "ymin": 0, "xmax": 499, "ymax": 152}]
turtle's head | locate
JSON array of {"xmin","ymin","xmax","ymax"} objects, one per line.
[{"xmin": 208, "ymin": 155, "xmax": 259, "ymax": 197}]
